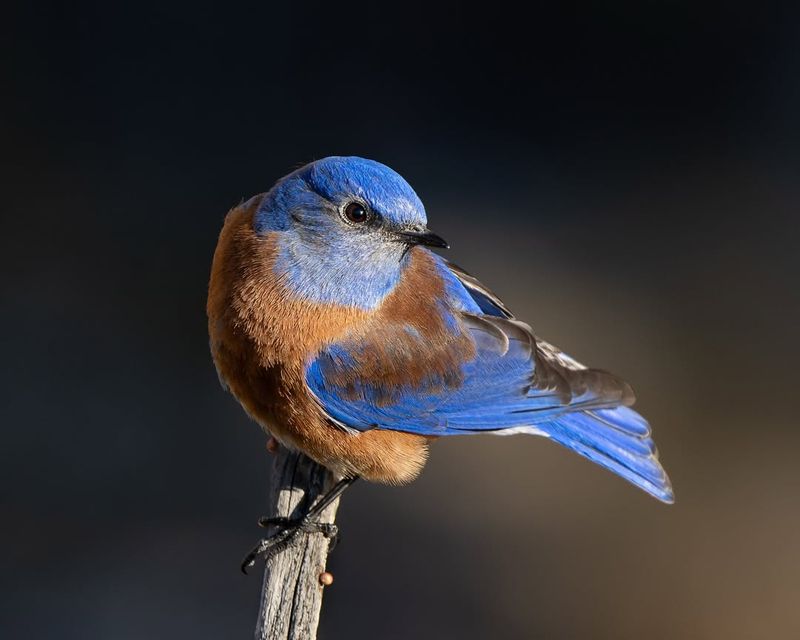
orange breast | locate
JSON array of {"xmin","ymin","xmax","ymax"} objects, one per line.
[{"xmin": 207, "ymin": 196, "xmax": 432, "ymax": 484}]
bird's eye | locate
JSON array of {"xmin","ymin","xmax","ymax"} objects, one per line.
[{"xmin": 343, "ymin": 202, "xmax": 369, "ymax": 224}]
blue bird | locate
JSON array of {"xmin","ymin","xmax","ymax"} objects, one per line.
[{"xmin": 207, "ymin": 156, "xmax": 673, "ymax": 567}]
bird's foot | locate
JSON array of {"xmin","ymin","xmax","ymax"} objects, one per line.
[
  {"xmin": 240, "ymin": 476, "xmax": 358, "ymax": 574},
  {"xmin": 240, "ymin": 516, "xmax": 339, "ymax": 574}
]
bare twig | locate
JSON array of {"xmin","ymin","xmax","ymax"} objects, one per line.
[{"xmin": 253, "ymin": 446, "xmax": 341, "ymax": 640}]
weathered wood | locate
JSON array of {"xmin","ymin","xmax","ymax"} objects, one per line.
[{"xmin": 254, "ymin": 446, "xmax": 340, "ymax": 640}]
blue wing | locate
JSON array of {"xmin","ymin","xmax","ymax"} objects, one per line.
[{"xmin": 306, "ymin": 253, "xmax": 673, "ymax": 502}]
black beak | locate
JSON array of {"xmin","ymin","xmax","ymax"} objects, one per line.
[{"xmin": 395, "ymin": 228, "xmax": 450, "ymax": 249}]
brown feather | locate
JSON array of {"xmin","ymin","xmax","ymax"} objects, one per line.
[{"xmin": 208, "ymin": 197, "xmax": 436, "ymax": 484}]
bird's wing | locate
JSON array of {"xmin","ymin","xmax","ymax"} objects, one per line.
[
  {"xmin": 305, "ymin": 253, "xmax": 672, "ymax": 501},
  {"xmin": 444, "ymin": 260, "xmax": 514, "ymax": 318}
]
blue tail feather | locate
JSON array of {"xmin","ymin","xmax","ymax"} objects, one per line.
[{"xmin": 540, "ymin": 407, "xmax": 674, "ymax": 503}]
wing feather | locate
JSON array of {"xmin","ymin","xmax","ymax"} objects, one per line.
[{"xmin": 305, "ymin": 252, "xmax": 673, "ymax": 502}]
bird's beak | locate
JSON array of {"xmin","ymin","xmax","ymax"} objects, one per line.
[{"xmin": 394, "ymin": 228, "xmax": 450, "ymax": 249}]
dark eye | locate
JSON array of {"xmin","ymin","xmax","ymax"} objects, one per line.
[{"xmin": 343, "ymin": 202, "xmax": 369, "ymax": 224}]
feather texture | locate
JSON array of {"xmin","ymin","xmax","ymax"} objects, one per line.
[
  {"xmin": 306, "ymin": 253, "xmax": 673, "ymax": 502},
  {"xmin": 209, "ymin": 157, "xmax": 673, "ymax": 498}
]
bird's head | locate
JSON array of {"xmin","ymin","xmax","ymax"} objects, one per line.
[{"xmin": 254, "ymin": 156, "xmax": 448, "ymax": 310}]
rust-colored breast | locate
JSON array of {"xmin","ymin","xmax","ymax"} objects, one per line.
[
  {"xmin": 343, "ymin": 250, "xmax": 475, "ymax": 390},
  {"xmin": 207, "ymin": 197, "xmax": 434, "ymax": 484}
]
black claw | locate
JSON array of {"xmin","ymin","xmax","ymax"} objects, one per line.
[
  {"xmin": 241, "ymin": 518, "xmax": 340, "ymax": 574},
  {"xmin": 328, "ymin": 528, "xmax": 341, "ymax": 551},
  {"xmin": 258, "ymin": 516, "xmax": 291, "ymax": 528},
  {"xmin": 241, "ymin": 551, "xmax": 257, "ymax": 575},
  {"xmin": 241, "ymin": 476, "xmax": 359, "ymax": 575}
]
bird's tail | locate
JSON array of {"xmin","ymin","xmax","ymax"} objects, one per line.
[{"xmin": 541, "ymin": 406, "xmax": 674, "ymax": 503}]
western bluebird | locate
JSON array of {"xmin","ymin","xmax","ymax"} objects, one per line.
[{"xmin": 207, "ymin": 156, "xmax": 673, "ymax": 566}]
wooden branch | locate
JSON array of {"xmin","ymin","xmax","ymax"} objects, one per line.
[{"xmin": 254, "ymin": 445, "xmax": 340, "ymax": 640}]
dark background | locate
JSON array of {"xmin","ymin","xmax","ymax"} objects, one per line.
[{"xmin": 3, "ymin": 2, "xmax": 799, "ymax": 638}]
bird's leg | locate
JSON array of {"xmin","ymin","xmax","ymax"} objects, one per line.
[{"xmin": 241, "ymin": 476, "xmax": 359, "ymax": 574}]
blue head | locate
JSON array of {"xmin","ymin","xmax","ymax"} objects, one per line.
[{"xmin": 255, "ymin": 156, "xmax": 448, "ymax": 310}]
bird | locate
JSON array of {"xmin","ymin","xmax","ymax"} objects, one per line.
[{"xmin": 207, "ymin": 156, "xmax": 673, "ymax": 567}]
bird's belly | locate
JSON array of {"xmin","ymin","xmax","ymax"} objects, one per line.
[{"xmin": 212, "ymin": 338, "xmax": 430, "ymax": 484}]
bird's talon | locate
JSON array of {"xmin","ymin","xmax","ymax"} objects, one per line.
[
  {"xmin": 328, "ymin": 528, "xmax": 341, "ymax": 551},
  {"xmin": 241, "ymin": 518, "xmax": 341, "ymax": 574},
  {"xmin": 258, "ymin": 515, "xmax": 291, "ymax": 528},
  {"xmin": 314, "ymin": 522, "xmax": 338, "ymax": 539}
]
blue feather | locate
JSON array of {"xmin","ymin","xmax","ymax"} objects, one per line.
[
  {"xmin": 304, "ymin": 250, "xmax": 673, "ymax": 502},
  {"xmin": 253, "ymin": 156, "xmax": 430, "ymax": 310},
  {"xmin": 540, "ymin": 408, "xmax": 673, "ymax": 502}
]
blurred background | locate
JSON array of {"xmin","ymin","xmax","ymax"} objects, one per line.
[{"xmin": 2, "ymin": 2, "xmax": 799, "ymax": 638}]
